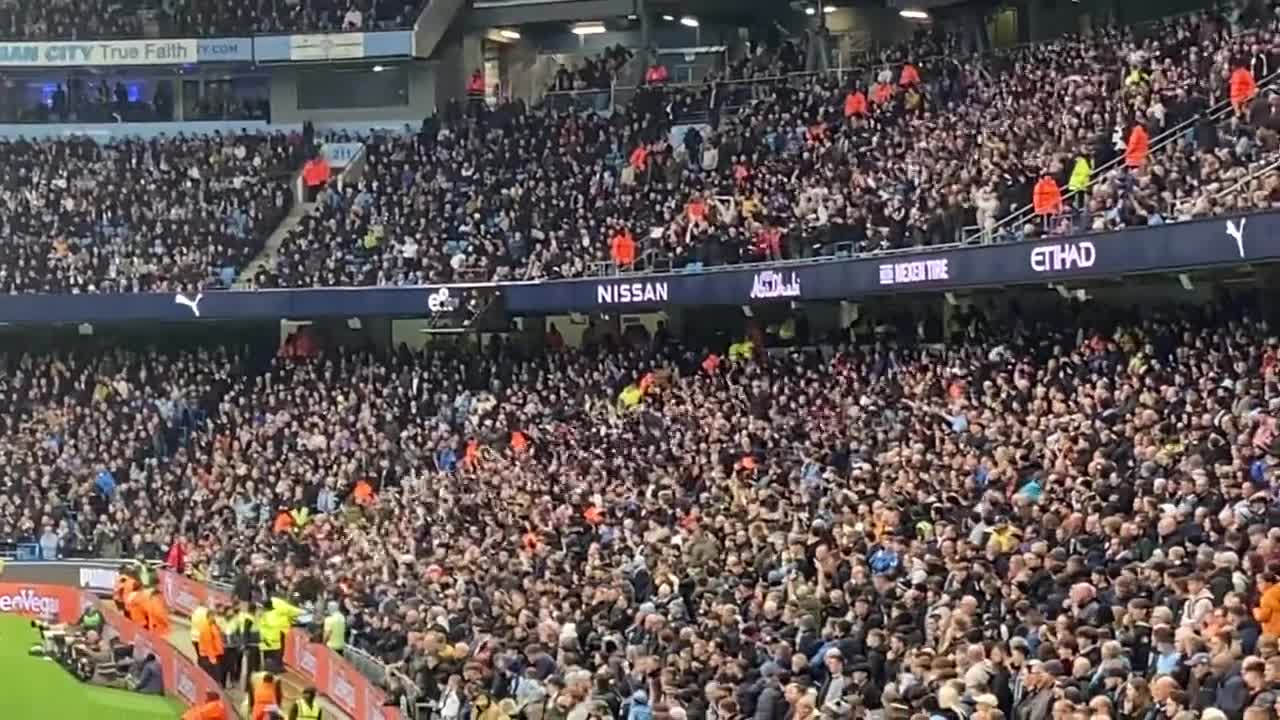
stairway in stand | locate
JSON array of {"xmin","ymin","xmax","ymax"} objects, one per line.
[{"xmin": 234, "ymin": 201, "xmax": 315, "ymax": 289}]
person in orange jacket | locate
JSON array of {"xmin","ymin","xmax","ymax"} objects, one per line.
[
  {"xmin": 610, "ymin": 228, "xmax": 636, "ymax": 267},
  {"xmin": 843, "ymin": 89, "xmax": 868, "ymax": 117},
  {"xmin": 1032, "ymin": 175, "xmax": 1063, "ymax": 216},
  {"xmin": 250, "ymin": 672, "xmax": 283, "ymax": 720},
  {"xmin": 113, "ymin": 571, "xmax": 139, "ymax": 613},
  {"xmin": 1254, "ymin": 571, "xmax": 1280, "ymax": 636},
  {"xmin": 124, "ymin": 589, "xmax": 148, "ymax": 628},
  {"xmin": 1231, "ymin": 65, "xmax": 1258, "ymax": 112},
  {"xmin": 144, "ymin": 589, "xmax": 170, "ymax": 637},
  {"xmin": 183, "ymin": 691, "xmax": 228, "ymax": 720},
  {"xmin": 197, "ymin": 609, "xmax": 227, "ymax": 685},
  {"xmin": 1125, "ymin": 123, "xmax": 1150, "ymax": 169},
  {"xmin": 900, "ymin": 63, "xmax": 921, "ymax": 87}
]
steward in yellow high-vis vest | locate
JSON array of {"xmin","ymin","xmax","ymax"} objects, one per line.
[{"xmin": 289, "ymin": 687, "xmax": 323, "ymax": 720}]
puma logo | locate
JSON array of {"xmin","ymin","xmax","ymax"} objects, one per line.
[
  {"xmin": 174, "ymin": 293, "xmax": 203, "ymax": 317},
  {"xmin": 1226, "ymin": 218, "xmax": 1247, "ymax": 259}
]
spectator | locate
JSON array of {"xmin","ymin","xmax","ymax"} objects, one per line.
[{"xmin": 0, "ymin": 132, "xmax": 297, "ymax": 293}]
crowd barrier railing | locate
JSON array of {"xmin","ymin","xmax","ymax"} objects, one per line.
[
  {"xmin": 343, "ymin": 644, "xmax": 429, "ymax": 720},
  {"xmin": 158, "ymin": 570, "xmax": 402, "ymax": 720},
  {"xmin": 284, "ymin": 628, "xmax": 400, "ymax": 720},
  {"xmin": 0, "ymin": 571, "xmax": 233, "ymax": 719},
  {"xmin": 342, "ymin": 644, "xmax": 388, "ymax": 688}
]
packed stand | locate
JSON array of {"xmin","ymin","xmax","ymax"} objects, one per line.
[
  {"xmin": 0, "ymin": 347, "xmax": 241, "ymax": 560},
  {"xmin": 0, "ymin": 132, "xmax": 299, "ymax": 294},
  {"xmin": 1024, "ymin": 108, "xmax": 1280, "ymax": 240},
  {"xmin": 165, "ymin": 0, "xmax": 423, "ymax": 37},
  {"xmin": 1005, "ymin": 13, "xmax": 1280, "ymax": 240},
  {"xmin": 258, "ymin": 2, "xmax": 1280, "ymax": 288},
  {"xmin": 548, "ymin": 46, "xmax": 636, "ymax": 95},
  {"xmin": 0, "ymin": 0, "xmax": 142, "ymax": 41},
  {"xmin": 10, "ymin": 302, "xmax": 1280, "ymax": 720},
  {"xmin": 0, "ymin": 0, "xmax": 422, "ymax": 40}
]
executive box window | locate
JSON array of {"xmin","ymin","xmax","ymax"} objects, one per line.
[
  {"xmin": 297, "ymin": 66, "xmax": 409, "ymax": 110},
  {"xmin": 0, "ymin": 71, "xmax": 176, "ymax": 123},
  {"xmin": 0, "ymin": 69, "xmax": 268, "ymax": 123}
]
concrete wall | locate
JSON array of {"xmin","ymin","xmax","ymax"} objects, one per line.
[
  {"xmin": 822, "ymin": 6, "xmax": 917, "ymax": 57},
  {"xmin": 267, "ymin": 60, "xmax": 436, "ymax": 125},
  {"xmin": 433, "ymin": 34, "xmax": 483, "ymax": 112},
  {"xmin": 1019, "ymin": 0, "xmax": 1210, "ymax": 44},
  {"xmin": 529, "ymin": 26, "xmax": 725, "ymax": 54},
  {"xmin": 0, "ymin": 119, "xmax": 421, "ymax": 140}
]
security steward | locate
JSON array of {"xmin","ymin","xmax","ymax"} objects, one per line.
[
  {"xmin": 258, "ymin": 596, "xmax": 301, "ymax": 674},
  {"xmin": 112, "ymin": 569, "xmax": 139, "ymax": 613},
  {"xmin": 124, "ymin": 588, "xmax": 148, "ymax": 628},
  {"xmin": 219, "ymin": 603, "xmax": 248, "ymax": 690},
  {"xmin": 196, "ymin": 606, "xmax": 226, "ymax": 685},
  {"xmin": 182, "ymin": 691, "xmax": 229, "ymax": 720},
  {"xmin": 76, "ymin": 604, "xmax": 104, "ymax": 633},
  {"xmin": 289, "ymin": 687, "xmax": 323, "ymax": 720},
  {"xmin": 249, "ymin": 671, "xmax": 283, "ymax": 720},
  {"xmin": 230, "ymin": 601, "xmax": 262, "ymax": 691},
  {"xmin": 190, "ymin": 604, "xmax": 210, "ymax": 647}
]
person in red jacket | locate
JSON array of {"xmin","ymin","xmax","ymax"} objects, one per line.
[
  {"xmin": 466, "ymin": 68, "xmax": 485, "ymax": 97},
  {"xmin": 844, "ymin": 89, "xmax": 868, "ymax": 117},
  {"xmin": 1231, "ymin": 65, "xmax": 1258, "ymax": 113},
  {"xmin": 165, "ymin": 536, "xmax": 187, "ymax": 574},
  {"xmin": 900, "ymin": 63, "xmax": 921, "ymax": 87}
]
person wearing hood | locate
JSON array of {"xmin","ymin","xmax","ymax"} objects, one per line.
[{"xmin": 755, "ymin": 664, "xmax": 787, "ymax": 720}]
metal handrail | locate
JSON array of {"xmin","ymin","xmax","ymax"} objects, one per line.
[
  {"xmin": 1213, "ymin": 156, "xmax": 1280, "ymax": 201},
  {"xmin": 541, "ymin": 50, "xmax": 960, "ymax": 119},
  {"xmin": 968, "ymin": 66, "xmax": 1280, "ymax": 243},
  {"xmin": 587, "ymin": 247, "xmax": 669, "ymax": 277},
  {"xmin": 544, "ymin": 7, "xmax": 1221, "ymax": 117},
  {"xmin": 502, "ymin": 200, "xmax": 1280, "ymax": 290}
]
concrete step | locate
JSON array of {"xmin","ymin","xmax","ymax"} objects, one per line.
[{"xmin": 234, "ymin": 201, "xmax": 316, "ymax": 289}]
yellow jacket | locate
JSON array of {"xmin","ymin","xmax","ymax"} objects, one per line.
[
  {"xmin": 259, "ymin": 598, "xmax": 302, "ymax": 651},
  {"xmin": 1068, "ymin": 157, "xmax": 1091, "ymax": 193}
]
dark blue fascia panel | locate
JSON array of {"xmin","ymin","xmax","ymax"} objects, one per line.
[
  {"xmin": 503, "ymin": 212, "xmax": 1273, "ymax": 313},
  {"xmin": 0, "ymin": 212, "xmax": 1272, "ymax": 324}
]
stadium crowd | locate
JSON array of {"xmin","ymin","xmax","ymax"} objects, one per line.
[
  {"xmin": 7, "ymin": 299, "xmax": 1280, "ymax": 720},
  {"xmin": 0, "ymin": 132, "xmax": 299, "ymax": 294},
  {"xmin": 0, "ymin": 5, "xmax": 1277, "ymax": 291},
  {"xmin": 256, "ymin": 4, "xmax": 1280, "ymax": 287},
  {"xmin": 0, "ymin": 0, "xmax": 142, "ymax": 42},
  {"xmin": 0, "ymin": 0, "xmax": 422, "ymax": 40}
]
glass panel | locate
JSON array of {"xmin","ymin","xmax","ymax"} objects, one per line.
[
  {"xmin": 0, "ymin": 70, "xmax": 263, "ymax": 123},
  {"xmin": 297, "ymin": 66, "xmax": 409, "ymax": 110}
]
